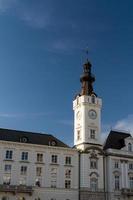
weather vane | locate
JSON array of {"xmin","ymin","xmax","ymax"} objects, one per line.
[{"xmin": 82, "ymin": 47, "xmax": 90, "ymax": 62}]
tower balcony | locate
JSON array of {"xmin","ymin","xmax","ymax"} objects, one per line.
[
  {"xmin": 121, "ymin": 188, "xmax": 133, "ymax": 196},
  {"xmin": 0, "ymin": 184, "xmax": 34, "ymax": 195}
]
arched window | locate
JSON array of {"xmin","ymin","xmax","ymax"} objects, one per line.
[
  {"xmin": 128, "ymin": 143, "xmax": 132, "ymax": 152},
  {"xmin": 90, "ymin": 178, "xmax": 98, "ymax": 191}
]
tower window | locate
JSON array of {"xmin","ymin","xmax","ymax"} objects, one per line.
[
  {"xmin": 90, "ymin": 129, "xmax": 96, "ymax": 139},
  {"xmin": 77, "ymin": 130, "xmax": 81, "ymax": 140},
  {"xmin": 91, "ymin": 95, "xmax": 95, "ymax": 104}
]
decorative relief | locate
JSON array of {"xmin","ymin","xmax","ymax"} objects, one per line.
[{"xmin": 90, "ymin": 150, "xmax": 98, "ymax": 159}]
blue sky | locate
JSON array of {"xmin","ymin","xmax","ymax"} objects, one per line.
[{"xmin": 0, "ymin": 0, "xmax": 133, "ymax": 145}]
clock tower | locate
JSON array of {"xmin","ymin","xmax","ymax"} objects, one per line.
[{"xmin": 73, "ymin": 60, "xmax": 102, "ymax": 150}]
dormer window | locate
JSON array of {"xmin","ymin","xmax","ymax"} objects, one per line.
[{"xmin": 128, "ymin": 143, "xmax": 132, "ymax": 152}]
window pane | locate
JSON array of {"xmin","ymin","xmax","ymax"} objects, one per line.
[
  {"xmin": 37, "ymin": 153, "xmax": 43, "ymax": 162},
  {"xmin": 115, "ymin": 176, "xmax": 120, "ymax": 190},
  {"xmin": 51, "ymin": 155, "xmax": 57, "ymax": 163},
  {"xmin": 5, "ymin": 150, "xmax": 13, "ymax": 159},
  {"xmin": 65, "ymin": 157, "xmax": 71, "ymax": 165},
  {"xmin": 21, "ymin": 152, "xmax": 28, "ymax": 161},
  {"xmin": 90, "ymin": 178, "xmax": 98, "ymax": 191}
]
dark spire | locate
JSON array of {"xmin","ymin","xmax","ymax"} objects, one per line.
[{"xmin": 80, "ymin": 60, "xmax": 96, "ymax": 96}]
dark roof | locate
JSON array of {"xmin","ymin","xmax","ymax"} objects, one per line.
[
  {"xmin": 0, "ymin": 128, "xmax": 69, "ymax": 148},
  {"xmin": 104, "ymin": 130, "xmax": 131, "ymax": 150}
]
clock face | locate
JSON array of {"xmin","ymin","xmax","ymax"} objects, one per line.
[{"xmin": 88, "ymin": 109, "xmax": 97, "ymax": 119}]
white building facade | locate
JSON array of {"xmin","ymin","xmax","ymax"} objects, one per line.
[
  {"xmin": 0, "ymin": 60, "xmax": 133, "ymax": 200},
  {"xmin": 0, "ymin": 131, "xmax": 79, "ymax": 200}
]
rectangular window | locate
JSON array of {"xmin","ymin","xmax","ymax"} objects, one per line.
[
  {"xmin": 20, "ymin": 166, "xmax": 27, "ymax": 175},
  {"xmin": 51, "ymin": 168, "xmax": 57, "ymax": 177},
  {"xmin": 5, "ymin": 164, "xmax": 12, "ymax": 173},
  {"xmin": 37, "ymin": 153, "xmax": 43, "ymax": 162},
  {"xmin": 65, "ymin": 157, "xmax": 71, "ymax": 165},
  {"xmin": 65, "ymin": 180, "xmax": 71, "ymax": 189},
  {"xmin": 51, "ymin": 168, "xmax": 57, "ymax": 188},
  {"xmin": 77, "ymin": 130, "xmax": 81, "ymax": 140},
  {"xmin": 3, "ymin": 176, "xmax": 11, "ymax": 185},
  {"xmin": 36, "ymin": 167, "xmax": 42, "ymax": 176},
  {"xmin": 35, "ymin": 178, "xmax": 41, "ymax": 187},
  {"xmin": 65, "ymin": 169, "xmax": 71, "ymax": 178},
  {"xmin": 5, "ymin": 150, "xmax": 13, "ymax": 160},
  {"xmin": 19, "ymin": 177, "xmax": 26, "ymax": 185},
  {"xmin": 115, "ymin": 175, "xmax": 120, "ymax": 190},
  {"xmin": 21, "ymin": 152, "xmax": 28, "ymax": 161},
  {"xmin": 90, "ymin": 129, "xmax": 95, "ymax": 139},
  {"xmin": 51, "ymin": 155, "xmax": 58, "ymax": 164},
  {"xmin": 129, "ymin": 163, "xmax": 133, "ymax": 170},
  {"xmin": 129, "ymin": 177, "xmax": 133, "ymax": 189},
  {"xmin": 114, "ymin": 161, "xmax": 119, "ymax": 169},
  {"xmin": 90, "ymin": 159, "xmax": 97, "ymax": 169},
  {"xmin": 90, "ymin": 178, "xmax": 98, "ymax": 191},
  {"xmin": 51, "ymin": 180, "xmax": 57, "ymax": 188}
]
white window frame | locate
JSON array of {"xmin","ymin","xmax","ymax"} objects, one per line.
[{"xmin": 21, "ymin": 152, "xmax": 28, "ymax": 161}]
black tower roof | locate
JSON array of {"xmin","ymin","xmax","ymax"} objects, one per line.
[
  {"xmin": 80, "ymin": 60, "xmax": 96, "ymax": 96},
  {"xmin": 104, "ymin": 130, "xmax": 131, "ymax": 150}
]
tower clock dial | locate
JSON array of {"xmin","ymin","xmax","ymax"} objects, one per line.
[{"xmin": 88, "ymin": 109, "xmax": 97, "ymax": 119}]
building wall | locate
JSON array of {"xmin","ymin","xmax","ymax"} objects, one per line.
[
  {"xmin": 0, "ymin": 141, "xmax": 79, "ymax": 200},
  {"xmin": 105, "ymin": 139, "xmax": 133, "ymax": 200}
]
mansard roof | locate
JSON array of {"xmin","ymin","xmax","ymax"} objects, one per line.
[
  {"xmin": 103, "ymin": 130, "xmax": 131, "ymax": 150},
  {"xmin": 0, "ymin": 128, "xmax": 69, "ymax": 148}
]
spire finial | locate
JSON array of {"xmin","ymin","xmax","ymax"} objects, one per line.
[
  {"xmin": 85, "ymin": 48, "xmax": 89, "ymax": 62},
  {"xmin": 82, "ymin": 47, "xmax": 90, "ymax": 63},
  {"xmin": 79, "ymin": 49, "xmax": 96, "ymax": 96}
]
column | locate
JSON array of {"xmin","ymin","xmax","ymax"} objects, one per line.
[
  {"xmin": 125, "ymin": 161, "xmax": 128, "ymax": 188},
  {"xmin": 121, "ymin": 160, "xmax": 125, "ymax": 188}
]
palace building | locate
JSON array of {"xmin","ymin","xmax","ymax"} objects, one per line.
[{"xmin": 0, "ymin": 60, "xmax": 133, "ymax": 200}]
